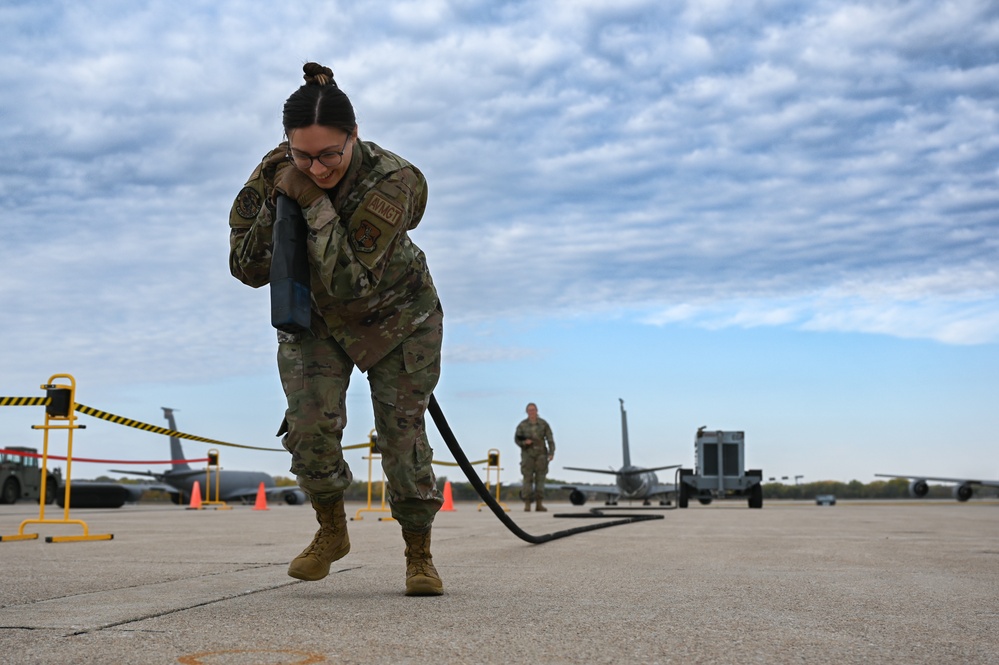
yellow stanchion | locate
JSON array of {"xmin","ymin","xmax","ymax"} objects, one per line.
[
  {"xmin": 477, "ymin": 448, "xmax": 509, "ymax": 512},
  {"xmin": 0, "ymin": 374, "xmax": 113, "ymax": 543},
  {"xmin": 351, "ymin": 430, "xmax": 394, "ymax": 522},
  {"xmin": 198, "ymin": 448, "xmax": 231, "ymax": 510}
]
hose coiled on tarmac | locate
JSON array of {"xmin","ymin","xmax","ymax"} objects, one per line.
[{"xmin": 428, "ymin": 395, "xmax": 662, "ymax": 544}]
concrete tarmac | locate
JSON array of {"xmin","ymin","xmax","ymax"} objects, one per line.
[{"xmin": 0, "ymin": 499, "xmax": 997, "ymax": 664}]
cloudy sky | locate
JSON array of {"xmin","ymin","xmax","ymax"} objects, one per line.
[{"xmin": 2, "ymin": 0, "xmax": 997, "ymax": 490}]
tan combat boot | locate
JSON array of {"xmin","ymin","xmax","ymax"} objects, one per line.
[
  {"xmin": 287, "ymin": 496, "xmax": 350, "ymax": 581},
  {"xmin": 524, "ymin": 500, "xmax": 532, "ymax": 512},
  {"xmin": 535, "ymin": 499, "xmax": 547, "ymax": 512},
  {"xmin": 402, "ymin": 529, "xmax": 443, "ymax": 596}
]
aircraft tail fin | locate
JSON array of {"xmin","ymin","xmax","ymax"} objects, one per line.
[
  {"xmin": 620, "ymin": 398, "xmax": 631, "ymax": 468},
  {"xmin": 162, "ymin": 407, "xmax": 191, "ymax": 471}
]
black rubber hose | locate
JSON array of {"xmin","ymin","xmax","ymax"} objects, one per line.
[{"xmin": 428, "ymin": 394, "xmax": 662, "ymax": 544}]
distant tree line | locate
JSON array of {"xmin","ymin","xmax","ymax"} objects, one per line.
[
  {"xmin": 758, "ymin": 477, "xmax": 992, "ymax": 500},
  {"xmin": 429, "ymin": 476, "xmax": 996, "ymax": 502}
]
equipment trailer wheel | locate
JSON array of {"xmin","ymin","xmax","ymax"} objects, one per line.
[
  {"xmin": 678, "ymin": 469, "xmax": 693, "ymax": 508},
  {"xmin": 1, "ymin": 478, "xmax": 20, "ymax": 504},
  {"xmin": 746, "ymin": 469, "xmax": 763, "ymax": 508}
]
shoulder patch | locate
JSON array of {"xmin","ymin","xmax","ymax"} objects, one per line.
[
  {"xmin": 366, "ymin": 192, "xmax": 404, "ymax": 227},
  {"xmin": 351, "ymin": 220, "xmax": 382, "ymax": 254},
  {"xmin": 235, "ymin": 186, "xmax": 263, "ymax": 219}
]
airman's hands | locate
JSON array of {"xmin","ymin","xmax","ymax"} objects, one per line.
[{"xmin": 273, "ymin": 161, "xmax": 326, "ymax": 209}]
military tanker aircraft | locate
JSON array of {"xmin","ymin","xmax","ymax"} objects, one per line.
[
  {"xmin": 555, "ymin": 399, "xmax": 680, "ymax": 506},
  {"xmin": 110, "ymin": 408, "xmax": 306, "ymax": 506},
  {"xmin": 874, "ymin": 473, "xmax": 999, "ymax": 502}
]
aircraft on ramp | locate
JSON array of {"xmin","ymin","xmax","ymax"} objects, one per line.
[
  {"xmin": 874, "ymin": 473, "xmax": 999, "ymax": 502},
  {"xmin": 556, "ymin": 399, "xmax": 680, "ymax": 506},
  {"xmin": 111, "ymin": 408, "xmax": 306, "ymax": 506}
]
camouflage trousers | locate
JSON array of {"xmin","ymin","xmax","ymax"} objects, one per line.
[
  {"xmin": 520, "ymin": 452, "xmax": 549, "ymax": 502},
  {"xmin": 276, "ymin": 309, "xmax": 444, "ymax": 532}
]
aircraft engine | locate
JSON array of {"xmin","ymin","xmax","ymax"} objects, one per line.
[
  {"xmin": 953, "ymin": 483, "xmax": 973, "ymax": 502},
  {"xmin": 283, "ymin": 490, "xmax": 306, "ymax": 505},
  {"xmin": 908, "ymin": 479, "xmax": 929, "ymax": 498},
  {"xmin": 569, "ymin": 489, "xmax": 587, "ymax": 506}
]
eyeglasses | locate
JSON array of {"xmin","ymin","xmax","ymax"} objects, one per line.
[{"xmin": 286, "ymin": 135, "xmax": 351, "ymax": 170}]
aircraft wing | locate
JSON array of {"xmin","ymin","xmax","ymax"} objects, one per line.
[
  {"xmin": 109, "ymin": 468, "xmax": 165, "ymax": 481},
  {"xmin": 128, "ymin": 482, "xmax": 176, "ymax": 496},
  {"xmin": 216, "ymin": 485, "xmax": 308, "ymax": 505},
  {"xmin": 620, "ymin": 464, "xmax": 681, "ymax": 476},
  {"xmin": 562, "ymin": 467, "xmax": 619, "ymax": 476},
  {"xmin": 563, "ymin": 465, "xmax": 681, "ymax": 477},
  {"xmin": 508, "ymin": 480, "xmax": 622, "ymax": 499},
  {"xmin": 552, "ymin": 482, "xmax": 619, "ymax": 497},
  {"xmin": 105, "ymin": 473, "xmax": 176, "ymax": 496},
  {"xmin": 554, "ymin": 481, "xmax": 678, "ymax": 506},
  {"xmin": 875, "ymin": 474, "xmax": 999, "ymax": 488},
  {"xmin": 120, "ymin": 485, "xmax": 150, "ymax": 501},
  {"xmin": 218, "ymin": 485, "xmax": 264, "ymax": 502}
]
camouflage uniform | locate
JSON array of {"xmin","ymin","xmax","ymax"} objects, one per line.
[
  {"xmin": 229, "ymin": 139, "xmax": 443, "ymax": 532},
  {"xmin": 514, "ymin": 417, "xmax": 555, "ymax": 502}
]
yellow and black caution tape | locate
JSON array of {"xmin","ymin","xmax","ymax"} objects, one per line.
[
  {"xmin": 1, "ymin": 395, "xmax": 282, "ymax": 452},
  {"xmin": 2, "ymin": 397, "xmax": 487, "ymax": 460},
  {"xmin": 0, "ymin": 397, "xmax": 51, "ymax": 407},
  {"xmin": 73, "ymin": 403, "xmax": 284, "ymax": 452}
]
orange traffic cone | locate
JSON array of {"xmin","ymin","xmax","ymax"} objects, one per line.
[
  {"xmin": 253, "ymin": 482, "xmax": 269, "ymax": 511},
  {"xmin": 441, "ymin": 480, "xmax": 455, "ymax": 511},
  {"xmin": 187, "ymin": 480, "xmax": 203, "ymax": 510}
]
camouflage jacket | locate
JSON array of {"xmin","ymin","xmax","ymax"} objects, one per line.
[
  {"xmin": 515, "ymin": 418, "xmax": 555, "ymax": 457},
  {"xmin": 229, "ymin": 139, "xmax": 440, "ymax": 372}
]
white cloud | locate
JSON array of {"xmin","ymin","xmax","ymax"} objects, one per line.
[
  {"xmin": 0, "ymin": 0, "xmax": 996, "ymax": 393},
  {"xmin": 641, "ymin": 268, "xmax": 999, "ymax": 345}
]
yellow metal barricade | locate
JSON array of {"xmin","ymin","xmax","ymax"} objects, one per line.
[
  {"xmin": 197, "ymin": 448, "xmax": 231, "ymax": 510},
  {"xmin": 0, "ymin": 374, "xmax": 113, "ymax": 543},
  {"xmin": 351, "ymin": 430, "xmax": 394, "ymax": 522},
  {"xmin": 477, "ymin": 448, "xmax": 509, "ymax": 512}
]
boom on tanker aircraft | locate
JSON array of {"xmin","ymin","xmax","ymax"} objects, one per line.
[
  {"xmin": 111, "ymin": 408, "xmax": 306, "ymax": 505},
  {"xmin": 556, "ymin": 399, "xmax": 679, "ymax": 506},
  {"xmin": 874, "ymin": 473, "xmax": 999, "ymax": 502}
]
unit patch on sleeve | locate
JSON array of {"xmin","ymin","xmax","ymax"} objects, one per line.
[
  {"xmin": 351, "ymin": 220, "xmax": 382, "ymax": 253},
  {"xmin": 235, "ymin": 186, "xmax": 263, "ymax": 219}
]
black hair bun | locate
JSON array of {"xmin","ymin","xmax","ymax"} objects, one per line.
[{"xmin": 302, "ymin": 62, "xmax": 336, "ymax": 87}]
